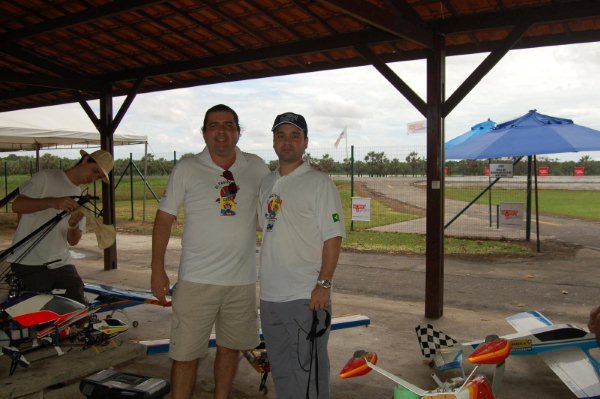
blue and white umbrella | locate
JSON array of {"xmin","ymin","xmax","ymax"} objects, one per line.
[
  {"xmin": 446, "ymin": 110, "xmax": 600, "ymax": 160},
  {"xmin": 445, "ymin": 119, "xmax": 495, "ymax": 150}
]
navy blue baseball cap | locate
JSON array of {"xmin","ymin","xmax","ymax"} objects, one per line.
[{"xmin": 271, "ymin": 112, "xmax": 308, "ymax": 135}]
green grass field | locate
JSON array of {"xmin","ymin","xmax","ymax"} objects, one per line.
[
  {"xmin": 3, "ymin": 174, "xmax": 591, "ymax": 256},
  {"xmin": 5, "ymin": 174, "xmax": 598, "ymax": 222},
  {"xmin": 335, "ymin": 181, "xmax": 418, "ymax": 230},
  {"xmin": 444, "ymin": 187, "xmax": 600, "ymax": 221}
]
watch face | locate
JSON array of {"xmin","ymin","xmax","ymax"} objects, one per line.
[{"xmin": 318, "ymin": 279, "xmax": 332, "ymax": 288}]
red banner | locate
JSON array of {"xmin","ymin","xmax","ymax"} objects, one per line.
[
  {"xmin": 574, "ymin": 167, "xmax": 585, "ymax": 176},
  {"xmin": 444, "ymin": 167, "xmax": 448, "ymax": 176},
  {"xmin": 538, "ymin": 166, "xmax": 549, "ymax": 176},
  {"xmin": 484, "ymin": 165, "xmax": 490, "ymax": 176}
]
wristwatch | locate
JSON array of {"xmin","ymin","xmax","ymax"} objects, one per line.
[{"xmin": 317, "ymin": 279, "xmax": 332, "ymax": 289}]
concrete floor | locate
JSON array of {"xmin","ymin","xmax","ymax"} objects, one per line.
[{"xmin": 1, "ymin": 232, "xmax": 598, "ymax": 398}]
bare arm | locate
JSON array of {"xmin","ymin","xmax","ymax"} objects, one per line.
[
  {"xmin": 310, "ymin": 236, "xmax": 342, "ymax": 311},
  {"xmin": 151, "ymin": 210, "xmax": 176, "ymax": 305},
  {"xmin": 14, "ymin": 194, "xmax": 85, "ymax": 246},
  {"xmin": 12, "ymin": 194, "xmax": 80, "ymax": 214}
]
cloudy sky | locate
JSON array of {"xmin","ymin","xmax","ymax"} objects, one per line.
[{"xmin": 1, "ymin": 41, "xmax": 599, "ymax": 162}]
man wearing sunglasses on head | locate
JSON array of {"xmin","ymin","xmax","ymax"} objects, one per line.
[
  {"xmin": 258, "ymin": 112, "xmax": 345, "ymax": 399},
  {"xmin": 151, "ymin": 104, "xmax": 270, "ymax": 399}
]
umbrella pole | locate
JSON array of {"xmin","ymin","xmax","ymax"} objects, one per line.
[
  {"xmin": 526, "ymin": 157, "xmax": 532, "ymax": 241},
  {"xmin": 533, "ymin": 156, "xmax": 541, "ymax": 252}
]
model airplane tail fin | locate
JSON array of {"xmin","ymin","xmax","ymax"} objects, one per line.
[
  {"xmin": 415, "ymin": 324, "xmax": 459, "ymax": 358},
  {"xmin": 415, "ymin": 324, "xmax": 463, "ymax": 372}
]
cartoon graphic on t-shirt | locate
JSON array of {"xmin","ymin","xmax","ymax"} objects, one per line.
[
  {"xmin": 217, "ymin": 184, "xmax": 237, "ymax": 216},
  {"xmin": 265, "ymin": 194, "xmax": 282, "ymax": 231}
]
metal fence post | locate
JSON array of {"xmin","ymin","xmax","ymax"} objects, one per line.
[
  {"xmin": 350, "ymin": 145, "xmax": 354, "ymax": 232},
  {"xmin": 4, "ymin": 161, "xmax": 7, "ymax": 212},
  {"xmin": 130, "ymin": 153, "xmax": 134, "ymax": 221}
]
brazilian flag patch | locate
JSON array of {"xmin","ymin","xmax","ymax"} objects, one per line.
[{"xmin": 332, "ymin": 213, "xmax": 340, "ymax": 222}]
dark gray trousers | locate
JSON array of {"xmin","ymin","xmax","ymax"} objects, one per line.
[{"xmin": 261, "ymin": 299, "xmax": 331, "ymax": 399}]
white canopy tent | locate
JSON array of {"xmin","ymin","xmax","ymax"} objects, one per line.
[
  {"xmin": 0, "ymin": 126, "xmax": 148, "ymax": 171},
  {"xmin": 0, "ymin": 126, "xmax": 152, "ymax": 220},
  {"xmin": 0, "ymin": 126, "xmax": 147, "ymax": 152}
]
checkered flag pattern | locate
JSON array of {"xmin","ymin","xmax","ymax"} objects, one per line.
[{"xmin": 415, "ymin": 324, "xmax": 458, "ymax": 358}]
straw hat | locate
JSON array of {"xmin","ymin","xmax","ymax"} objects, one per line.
[{"xmin": 80, "ymin": 149, "xmax": 113, "ymax": 184}]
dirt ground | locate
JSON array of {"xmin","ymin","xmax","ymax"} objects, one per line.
[{"xmin": 0, "ymin": 212, "xmax": 597, "ymax": 398}]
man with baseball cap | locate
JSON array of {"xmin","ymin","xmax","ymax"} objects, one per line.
[
  {"xmin": 258, "ymin": 112, "xmax": 345, "ymax": 398},
  {"xmin": 8, "ymin": 149, "xmax": 114, "ymax": 303}
]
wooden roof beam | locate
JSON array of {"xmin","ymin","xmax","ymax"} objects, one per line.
[
  {"xmin": 355, "ymin": 44, "xmax": 426, "ymax": 116},
  {"xmin": 0, "ymin": 70, "xmax": 102, "ymax": 92},
  {"xmin": 102, "ymin": 30, "xmax": 394, "ymax": 81},
  {"xmin": 435, "ymin": 0, "xmax": 600, "ymax": 34},
  {"xmin": 443, "ymin": 23, "xmax": 531, "ymax": 118},
  {"xmin": 0, "ymin": 0, "xmax": 168, "ymax": 47},
  {"xmin": 316, "ymin": 0, "xmax": 434, "ymax": 48},
  {"xmin": 1, "ymin": 43, "xmax": 87, "ymax": 79}
]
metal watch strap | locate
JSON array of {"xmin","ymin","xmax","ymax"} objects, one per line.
[{"xmin": 317, "ymin": 279, "xmax": 332, "ymax": 289}]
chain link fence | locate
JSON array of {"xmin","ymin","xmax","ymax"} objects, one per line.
[{"xmin": 2, "ymin": 147, "xmax": 599, "ymax": 240}]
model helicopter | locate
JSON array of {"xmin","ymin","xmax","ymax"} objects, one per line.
[
  {"xmin": 0, "ymin": 285, "xmax": 128, "ymax": 376},
  {"xmin": 0, "ymin": 194, "xmax": 130, "ymax": 375},
  {"xmin": 340, "ymin": 337, "xmax": 511, "ymax": 399}
]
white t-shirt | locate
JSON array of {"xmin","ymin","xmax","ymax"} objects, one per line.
[
  {"xmin": 258, "ymin": 162, "xmax": 346, "ymax": 302},
  {"xmin": 8, "ymin": 169, "xmax": 82, "ymax": 268},
  {"xmin": 159, "ymin": 146, "xmax": 269, "ymax": 285}
]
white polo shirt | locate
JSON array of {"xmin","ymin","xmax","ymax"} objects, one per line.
[
  {"xmin": 258, "ymin": 162, "xmax": 346, "ymax": 302},
  {"xmin": 159, "ymin": 146, "xmax": 269, "ymax": 285}
]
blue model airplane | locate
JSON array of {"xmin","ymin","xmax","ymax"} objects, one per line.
[
  {"xmin": 416, "ymin": 310, "xmax": 600, "ymax": 399},
  {"xmin": 83, "ymin": 282, "xmax": 173, "ymax": 328}
]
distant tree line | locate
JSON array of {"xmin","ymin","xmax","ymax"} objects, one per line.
[
  {"xmin": 255, "ymin": 151, "xmax": 600, "ymax": 177},
  {"xmin": 2, "ymin": 152, "xmax": 599, "ymax": 177},
  {"xmin": 0, "ymin": 153, "xmax": 189, "ymax": 177}
]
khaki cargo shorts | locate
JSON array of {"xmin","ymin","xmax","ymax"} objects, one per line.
[{"xmin": 168, "ymin": 280, "xmax": 258, "ymax": 361}]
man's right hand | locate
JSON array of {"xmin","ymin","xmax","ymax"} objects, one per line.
[
  {"xmin": 151, "ymin": 269, "xmax": 171, "ymax": 306},
  {"xmin": 52, "ymin": 196, "xmax": 81, "ymax": 212}
]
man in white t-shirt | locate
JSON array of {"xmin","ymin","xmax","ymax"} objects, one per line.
[
  {"xmin": 151, "ymin": 104, "xmax": 270, "ymax": 399},
  {"xmin": 8, "ymin": 149, "xmax": 114, "ymax": 303},
  {"xmin": 258, "ymin": 112, "xmax": 346, "ymax": 399}
]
